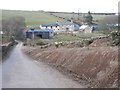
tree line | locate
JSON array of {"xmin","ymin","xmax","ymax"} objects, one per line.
[{"xmin": 2, "ymin": 16, "xmax": 26, "ymax": 42}]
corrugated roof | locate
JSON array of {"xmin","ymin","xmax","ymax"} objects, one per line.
[{"xmin": 28, "ymin": 29, "xmax": 54, "ymax": 33}]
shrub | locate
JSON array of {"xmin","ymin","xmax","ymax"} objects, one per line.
[
  {"xmin": 83, "ymin": 39, "xmax": 93, "ymax": 46},
  {"xmin": 111, "ymin": 31, "xmax": 120, "ymax": 46},
  {"xmin": 36, "ymin": 39, "xmax": 46, "ymax": 46}
]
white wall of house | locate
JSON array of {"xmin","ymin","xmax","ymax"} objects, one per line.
[
  {"xmin": 69, "ymin": 25, "xmax": 74, "ymax": 31},
  {"xmin": 53, "ymin": 26, "xmax": 60, "ymax": 32},
  {"xmin": 40, "ymin": 25, "xmax": 46, "ymax": 29},
  {"xmin": 84, "ymin": 27, "xmax": 93, "ymax": 33},
  {"xmin": 47, "ymin": 27, "xmax": 51, "ymax": 29},
  {"xmin": 41, "ymin": 27, "xmax": 46, "ymax": 29},
  {"xmin": 59, "ymin": 25, "xmax": 75, "ymax": 31},
  {"xmin": 40, "ymin": 24, "xmax": 60, "ymax": 32},
  {"xmin": 40, "ymin": 22, "xmax": 79, "ymax": 32},
  {"xmin": 79, "ymin": 25, "xmax": 93, "ymax": 33}
]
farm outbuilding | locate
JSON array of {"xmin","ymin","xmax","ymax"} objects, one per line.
[
  {"xmin": 79, "ymin": 25, "xmax": 94, "ymax": 33},
  {"xmin": 26, "ymin": 29, "xmax": 54, "ymax": 39}
]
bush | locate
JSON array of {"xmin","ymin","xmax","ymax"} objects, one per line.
[
  {"xmin": 83, "ymin": 39, "xmax": 93, "ymax": 46},
  {"xmin": 36, "ymin": 39, "xmax": 46, "ymax": 46},
  {"xmin": 111, "ymin": 31, "xmax": 120, "ymax": 46},
  {"xmin": 76, "ymin": 42, "xmax": 84, "ymax": 47}
]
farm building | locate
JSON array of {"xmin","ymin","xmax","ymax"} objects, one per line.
[
  {"xmin": 26, "ymin": 29, "xmax": 54, "ymax": 39},
  {"xmin": 39, "ymin": 24, "xmax": 59, "ymax": 32},
  {"xmin": 57, "ymin": 20, "xmax": 80, "ymax": 31},
  {"xmin": 79, "ymin": 25, "xmax": 94, "ymax": 33},
  {"xmin": 39, "ymin": 20, "xmax": 80, "ymax": 32}
]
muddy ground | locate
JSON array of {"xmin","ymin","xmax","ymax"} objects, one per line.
[{"xmin": 22, "ymin": 38, "xmax": 119, "ymax": 88}]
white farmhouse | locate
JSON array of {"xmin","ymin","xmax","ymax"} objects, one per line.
[
  {"xmin": 39, "ymin": 24, "xmax": 59, "ymax": 32},
  {"xmin": 39, "ymin": 20, "xmax": 80, "ymax": 32},
  {"xmin": 57, "ymin": 20, "xmax": 80, "ymax": 31}
]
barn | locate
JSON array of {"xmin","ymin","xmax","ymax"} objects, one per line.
[
  {"xmin": 26, "ymin": 29, "xmax": 54, "ymax": 39},
  {"xmin": 79, "ymin": 25, "xmax": 94, "ymax": 33}
]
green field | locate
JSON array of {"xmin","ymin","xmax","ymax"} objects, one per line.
[
  {"xmin": 1, "ymin": 10, "xmax": 116, "ymax": 26},
  {"xmin": 52, "ymin": 34, "xmax": 80, "ymax": 42},
  {"xmin": 52, "ymin": 31, "xmax": 105, "ymax": 42},
  {"xmin": 1, "ymin": 10, "xmax": 63, "ymax": 26},
  {"xmin": 51, "ymin": 12, "xmax": 115, "ymax": 21}
]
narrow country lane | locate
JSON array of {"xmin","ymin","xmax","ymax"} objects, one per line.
[{"xmin": 2, "ymin": 42, "xmax": 85, "ymax": 88}]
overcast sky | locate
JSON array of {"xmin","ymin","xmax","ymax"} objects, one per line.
[{"xmin": 0, "ymin": 0, "xmax": 119, "ymax": 13}]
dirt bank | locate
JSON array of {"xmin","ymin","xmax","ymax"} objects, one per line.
[
  {"xmin": 1, "ymin": 41, "xmax": 18, "ymax": 62},
  {"xmin": 23, "ymin": 45, "xmax": 118, "ymax": 88},
  {"xmin": 1, "ymin": 43, "xmax": 12, "ymax": 60}
]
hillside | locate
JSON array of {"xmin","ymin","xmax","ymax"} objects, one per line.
[
  {"xmin": 1, "ymin": 10, "xmax": 117, "ymax": 26},
  {"xmin": 50, "ymin": 12, "xmax": 116, "ymax": 21},
  {"xmin": 1, "ymin": 10, "xmax": 63, "ymax": 26}
]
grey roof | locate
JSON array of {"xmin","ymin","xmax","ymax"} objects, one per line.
[{"xmin": 41, "ymin": 24, "xmax": 59, "ymax": 27}]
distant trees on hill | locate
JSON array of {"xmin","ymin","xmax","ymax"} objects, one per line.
[
  {"xmin": 84, "ymin": 11, "xmax": 93, "ymax": 25},
  {"xmin": 99, "ymin": 15, "xmax": 118, "ymax": 25},
  {"xmin": 96, "ymin": 15, "xmax": 118, "ymax": 31}
]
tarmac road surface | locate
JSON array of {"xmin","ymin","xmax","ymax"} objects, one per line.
[{"xmin": 2, "ymin": 42, "xmax": 85, "ymax": 88}]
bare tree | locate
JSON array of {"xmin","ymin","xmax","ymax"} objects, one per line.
[{"xmin": 2, "ymin": 16, "xmax": 26, "ymax": 41}]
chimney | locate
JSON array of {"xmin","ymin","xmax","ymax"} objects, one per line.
[{"xmin": 71, "ymin": 20, "xmax": 73, "ymax": 23}]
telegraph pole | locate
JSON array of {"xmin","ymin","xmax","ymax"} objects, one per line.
[
  {"xmin": 78, "ymin": 8, "xmax": 80, "ymax": 20},
  {"xmin": 72, "ymin": 12, "xmax": 74, "ymax": 20}
]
